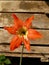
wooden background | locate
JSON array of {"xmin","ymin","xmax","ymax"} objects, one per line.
[{"xmin": 0, "ymin": 0, "xmax": 49, "ymax": 62}]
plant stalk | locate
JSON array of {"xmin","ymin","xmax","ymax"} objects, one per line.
[{"xmin": 19, "ymin": 44, "xmax": 24, "ymax": 65}]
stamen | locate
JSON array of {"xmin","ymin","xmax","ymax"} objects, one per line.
[{"xmin": 17, "ymin": 27, "xmax": 27, "ymax": 36}]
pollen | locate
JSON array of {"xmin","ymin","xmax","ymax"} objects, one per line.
[{"xmin": 17, "ymin": 27, "xmax": 27, "ymax": 36}]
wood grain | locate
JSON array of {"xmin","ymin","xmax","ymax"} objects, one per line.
[
  {"xmin": 0, "ymin": 1, "xmax": 49, "ymax": 59},
  {"xmin": 0, "ymin": 53, "xmax": 46, "ymax": 58},
  {"xmin": 0, "ymin": 13, "xmax": 49, "ymax": 28},
  {"xmin": 0, "ymin": 0, "xmax": 42, "ymax": 1},
  {"xmin": 0, "ymin": 45, "xmax": 49, "ymax": 53},
  {"xmin": 0, "ymin": 1, "xmax": 49, "ymax": 13},
  {"xmin": 0, "ymin": 29, "xmax": 49, "ymax": 44},
  {"xmin": 0, "ymin": 45, "xmax": 49, "ymax": 58}
]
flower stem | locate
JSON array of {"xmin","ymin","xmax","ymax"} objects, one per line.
[{"xmin": 19, "ymin": 44, "xmax": 24, "ymax": 65}]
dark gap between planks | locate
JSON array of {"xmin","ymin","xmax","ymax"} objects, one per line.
[
  {"xmin": 0, "ymin": 51, "xmax": 49, "ymax": 55},
  {"xmin": 0, "ymin": 43, "xmax": 49, "ymax": 47},
  {"xmin": 45, "ymin": 1, "xmax": 49, "ymax": 6},
  {"xmin": 46, "ymin": 14, "xmax": 49, "ymax": 18},
  {"xmin": 0, "ymin": 12, "xmax": 47, "ymax": 14},
  {"xmin": 0, "ymin": 12, "xmax": 48, "ymax": 18},
  {"xmin": 0, "ymin": 27, "xmax": 49, "ymax": 30}
]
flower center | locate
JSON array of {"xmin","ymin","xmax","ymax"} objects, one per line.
[{"xmin": 17, "ymin": 27, "xmax": 27, "ymax": 36}]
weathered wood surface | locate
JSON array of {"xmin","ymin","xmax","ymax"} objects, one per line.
[
  {"xmin": 0, "ymin": 1, "xmax": 49, "ymax": 59},
  {"xmin": 0, "ymin": 29, "xmax": 49, "ymax": 45},
  {"xmin": 0, "ymin": 45, "xmax": 49, "ymax": 53},
  {"xmin": 0, "ymin": 0, "xmax": 42, "ymax": 1},
  {"xmin": 0, "ymin": 52, "xmax": 48, "ymax": 58},
  {"xmin": 0, "ymin": 13, "xmax": 49, "ymax": 44},
  {"xmin": 0, "ymin": 1, "xmax": 49, "ymax": 13},
  {"xmin": 0, "ymin": 13, "xmax": 49, "ymax": 28},
  {"xmin": 0, "ymin": 45, "xmax": 49, "ymax": 58},
  {"xmin": 0, "ymin": 12, "xmax": 49, "ymax": 58}
]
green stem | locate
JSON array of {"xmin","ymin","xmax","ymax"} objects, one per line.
[{"xmin": 19, "ymin": 44, "xmax": 24, "ymax": 65}]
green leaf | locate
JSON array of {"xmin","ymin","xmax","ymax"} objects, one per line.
[
  {"xmin": 0, "ymin": 55, "xmax": 6, "ymax": 61},
  {"xmin": 4, "ymin": 59, "xmax": 11, "ymax": 64},
  {"xmin": 0, "ymin": 60, "xmax": 3, "ymax": 63},
  {"xmin": 0, "ymin": 63, "xmax": 4, "ymax": 65},
  {"xmin": 0, "ymin": 63, "xmax": 2, "ymax": 65},
  {"xmin": 1, "ymin": 63, "xmax": 4, "ymax": 65}
]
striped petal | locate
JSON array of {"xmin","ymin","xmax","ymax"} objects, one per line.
[
  {"xmin": 10, "ymin": 35, "xmax": 22, "ymax": 51},
  {"xmin": 22, "ymin": 37, "xmax": 30, "ymax": 51},
  {"xmin": 12, "ymin": 14, "xmax": 23, "ymax": 28},
  {"xmin": 4, "ymin": 26, "xmax": 16, "ymax": 34},
  {"xmin": 24, "ymin": 16, "xmax": 34, "ymax": 29},
  {"xmin": 27, "ymin": 29, "xmax": 42, "ymax": 40}
]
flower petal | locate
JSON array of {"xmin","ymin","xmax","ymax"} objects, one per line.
[
  {"xmin": 27, "ymin": 29, "xmax": 42, "ymax": 40},
  {"xmin": 10, "ymin": 35, "xmax": 22, "ymax": 51},
  {"xmin": 15, "ymin": 37, "xmax": 22, "ymax": 48},
  {"xmin": 24, "ymin": 16, "xmax": 34, "ymax": 28},
  {"xmin": 12, "ymin": 14, "xmax": 23, "ymax": 28},
  {"xmin": 4, "ymin": 26, "xmax": 16, "ymax": 34},
  {"xmin": 10, "ymin": 35, "xmax": 18, "ymax": 50},
  {"xmin": 22, "ymin": 37, "xmax": 30, "ymax": 51}
]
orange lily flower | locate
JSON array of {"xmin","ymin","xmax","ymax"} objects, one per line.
[{"xmin": 4, "ymin": 14, "xmax": 42, "ymax": 51}]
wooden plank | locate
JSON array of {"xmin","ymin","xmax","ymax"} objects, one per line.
[
  {"xmin": 0, "ymin": 45, "xmax": 49, "ymax": 58},
  {"xmin": 0, "ymin": 29, "xmax": 49, "ymax": 44},
  {"xmin": 0, "ymin": 0, "xmax": 43, "ymax": 1},
  {"xmin": 0, "ymin": 0, "xmax": 42, "ymax": 1},
  {"xmin": 0, "ymin": 1, "xmax": 49, "ymax": 13},
  {"xmin": 0, "ymin": 45, "xmax": 49, "ymax": 53},
  {"xmin": 0, "ymin": 53, "xmax": 45, "ymax": 58},
  {"xmin": 0, "ymin": 13, "xmax": 49, "ymax": 28},
  {"xmin": 0, "ymin": 52, "xmax": 49, "ymax": 59}
]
